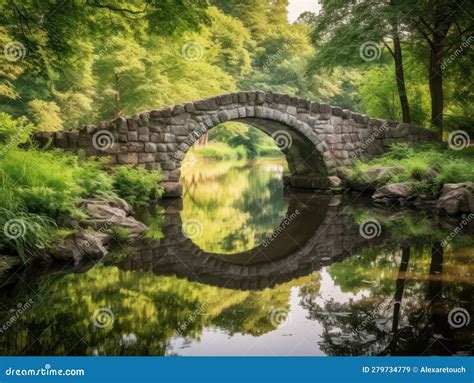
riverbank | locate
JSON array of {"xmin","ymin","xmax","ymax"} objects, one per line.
[
  {"xmin": 0, "ymin": 114, "xmax": 164, "ymax": 265},
  {"xmin": 341, "ymin": 143, "xmax": 474, "ymax": 216}
]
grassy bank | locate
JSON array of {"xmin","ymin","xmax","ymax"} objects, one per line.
[
  {"xmin": 346, "ymin": 143, "xmax": 474, "ymax": 195},
  {"xmin": 0, "ymin": 113, "xmax": 163, "ymax": 262}
]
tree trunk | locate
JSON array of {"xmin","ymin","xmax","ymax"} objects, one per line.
[
  {"xmin": 392, "ymin": 25, "xmax": 411, "ymax": 123},
  {"xmin": 392, "ymin": 245, "xmax": 410, "ymax": 334},
  {"xmin": 429, "ymin": 34, "xmax": 445, "ymax": 140}
]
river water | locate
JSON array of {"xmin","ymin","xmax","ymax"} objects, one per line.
[{"xmin": 0, "ymin": 159, "xmax": 472, "ymax": 356}]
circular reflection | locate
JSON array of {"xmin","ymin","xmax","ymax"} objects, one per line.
[{"xmin": 180, "ymin": 158, "xmax": 288, "ymax": 255}]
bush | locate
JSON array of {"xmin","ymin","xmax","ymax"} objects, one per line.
[
  {"xmin": 0, "ymin": 207, "xmax": 56, "ymax": 263},
  {"xmin": 347, "ymin": 143, "xmax": 474, "ymax": 195},
  {"xmin": 0, "ymin": 148, "xmax": 114, "ymax": 217},
  {"xmin": 0, "ymin": 113, "xmax": 33, "ymax": 152},
  {"xmin": 112, "ymin": 166, "xmax": 163, "ymax": 207}
]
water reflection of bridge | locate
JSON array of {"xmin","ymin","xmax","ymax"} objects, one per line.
[{"xmin": 121, "ymin": 193, "xmax": 374, "ymax": 290}]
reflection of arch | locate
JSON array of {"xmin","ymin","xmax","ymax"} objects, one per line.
[{"xmin": 121, "ymin": 193, "xmax": 373, "ymax": 290}]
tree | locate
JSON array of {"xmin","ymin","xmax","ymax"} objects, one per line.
[
  {"xmin": 310, "ymin": 0, "xmax": 412, "ymax": 123},
  {"xmin": 401, "ymin": 1, "xmax": 474, "ymax": 138}
]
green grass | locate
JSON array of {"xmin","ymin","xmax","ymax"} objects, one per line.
[
  {"xmin": 347, "ymin": 143, "xmax": 473, "ymax": 196},
  {"xmin": 188, "ymin": 142, "xmax": 248, "ymax": 161}
]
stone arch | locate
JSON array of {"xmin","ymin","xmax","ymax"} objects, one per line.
[
  {"xmin": 174, "ymin": 113, "xmax": 328, "ymax": 193},
  {"xmin": 34, "ymin": 91, "xmax": 436, "ymax": 197}
]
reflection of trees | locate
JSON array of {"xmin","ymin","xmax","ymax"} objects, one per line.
[
  {"xmin": 303, "ymin": 243, "xmax": 472, "ymax": 356},
  {"xmin": 0, "ymin": 265, "xmax": 320, "ymax": 355},
  {"xmin": 180, "ymin": 160, "xmax": 287, "ymax": 254}
]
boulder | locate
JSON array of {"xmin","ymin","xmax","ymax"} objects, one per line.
[
  {"xmin": 50, "ymin": 232, "xmax": 110, "ymax": 263},
  {"xmin": 75, "ymin": 195, "xmax": 146, "ymax": 235},
  {"xmin": 347, "ymin": 166, "xmax": 403, "ymax": 192},
  {"xmin": 436, "ymin": 185, "xmax": 474, "ymax": 215},
  {"xmin": 372, "ymin": 182, "xmax": 415, "ymax": 204},
  {"xmin": 440, "ymin": 182, "xmax": 473, "ymax": 194}
]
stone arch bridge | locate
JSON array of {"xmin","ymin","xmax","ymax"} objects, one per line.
[{"xmin": 36, "ymin": 91, "xmax": 434, "ymax": 196}]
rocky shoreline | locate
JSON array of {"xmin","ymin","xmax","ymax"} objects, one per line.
[
  {"xmin": 338, "ymin": 166, "xmax": 473, "ymax": 216},
  {"xmin": 0, "ymin": 195, "xmax": 149, "ymax": 273}
]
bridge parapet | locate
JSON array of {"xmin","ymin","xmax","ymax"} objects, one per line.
[{"xmin": 34, "ymin": 91, "xmax": 435, "ymax": 196}]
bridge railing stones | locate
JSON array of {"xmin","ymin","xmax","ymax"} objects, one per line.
[{"xmin": 34, "ymin": 91, "xmax": 436, "ymax": 197}]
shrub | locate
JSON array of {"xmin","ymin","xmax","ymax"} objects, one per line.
[
  {"xmin": 0, "ymin": 148, "xmax": 114, "ymax": 217},
  {"xmin": 0, "ymin": 207, "xmax": 56, "ymax": 263},
  {"xmin": 112, "ymin": 166, "xmax": 163, "ymax": 206},
  {"xmin": 0, "ymin": 113, "xmax": 33, "ymax": 153},
  {"xmin": 347, "ymin": 143, "xmax": 474, "ymax": 195}
]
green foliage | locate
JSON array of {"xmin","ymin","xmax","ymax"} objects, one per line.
[
  {"xmin": 347, "ymin": 143, "xmax": 474, "ymax": 195},
  {"xmin": 0, "ymin": 113, "xmax": 33, "ymax": 149},
  {"xmin": 27, "ymin": 100, "xmax": 63, "ymax": 131},
  {"xmin": 189, "ymin": 142, "xmax": 247, "ymax": 161},
  {"xmin": 112, "ymin": 166, "xmax": 163, "ymax": 207},
  {"xmin": 0, "ymin": 207, "xmax": 56, "ymax": 263},
  {"xmin": 207, "ymin": 122, "xmax": 283, "ymax": 158},
  {"xmin": 0, "ymin": 148, "xmax": 114, "ymax": 217}
]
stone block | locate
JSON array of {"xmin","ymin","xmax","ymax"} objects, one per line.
[
  {"xmin": 145, "ymin": 142, "xmax": 157, "ymax": 152},
  {"xmin": 160, "ymin": 161, "xmax": 176, "ymax": 170},
  {"xmin": 128, "ymin": 142, "xmax": 144, "ymax": 152},
  {"xmin": 139, "ymin": 153, "xmax": 155, "ymax": 163},
  {"xmin": 164, "ymin": 133, "xmax": 176, "ymax": 143},
  {"xmin": 117, "ymin": 153, "xmax": 138, "ymax": 164}
]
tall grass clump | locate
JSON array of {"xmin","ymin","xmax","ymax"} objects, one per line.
[
  {"xmin": 112, "ymin": 165, "xmax": 164, "ymax": 206},
  {"xmin": 347, "ymin": 143, "xmax": 474, "ymax": 195}
]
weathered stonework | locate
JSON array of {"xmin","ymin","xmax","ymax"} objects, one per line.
[{"xmin": 35, "ymin": 91, "xmax": 436, "ymax": 197}]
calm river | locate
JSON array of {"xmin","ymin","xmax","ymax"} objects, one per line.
[{"xmin": 0, "ymin": 159, "xmax": 472, "ymax": 356}]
